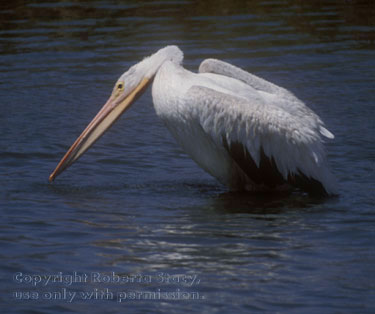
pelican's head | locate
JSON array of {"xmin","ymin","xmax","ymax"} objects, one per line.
[{"xmin": 49, "ymin": 45, "xmax": 183, "ymax": 182}]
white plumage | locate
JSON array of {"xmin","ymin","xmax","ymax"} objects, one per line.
[{"xmin": 50, "ymin": 45, "xmax": 337, "ymax": 196}]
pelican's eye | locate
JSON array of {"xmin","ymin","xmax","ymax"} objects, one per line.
[{"xmin": 117, "ymin": 82, "xmax": 124, "ymax": 91}]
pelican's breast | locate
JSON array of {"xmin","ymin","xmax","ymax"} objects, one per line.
[{"xmin": 151, "ymin": 61, "xmax": 237, "ymax": 185}]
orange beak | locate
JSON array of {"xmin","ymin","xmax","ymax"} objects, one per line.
[{"xmin": 49, "ymin": 77, "xmax": 150, "ymax": 182}]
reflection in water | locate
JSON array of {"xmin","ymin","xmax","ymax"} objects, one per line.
[{"xmin": 212, "ymin": 191, "xmax": 325, "ymax": 214}]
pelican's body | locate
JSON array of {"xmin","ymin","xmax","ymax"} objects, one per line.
[{"xmin": 50, "ymin": 46, "xmax": 337, "ymax": 195}]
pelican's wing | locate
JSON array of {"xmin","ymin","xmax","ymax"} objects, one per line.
[
  {"xmin": 186, "ymin": 85, "xmax": 337, "ymax": 195},
  {"xmin": 199, "ymin": 58, "xmax": 334, "ymax": 140}
]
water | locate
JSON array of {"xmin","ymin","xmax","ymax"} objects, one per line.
[{"xmin": 1, "ymin": 1, "xmax": 374, "ymax": 313}]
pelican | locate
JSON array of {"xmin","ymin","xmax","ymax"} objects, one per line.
[{"xmin": 49, "ymin": 45, "xmax": 337, "ymax": 195}]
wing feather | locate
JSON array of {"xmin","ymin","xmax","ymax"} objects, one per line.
[
  {"xmin": 185, "ymin": 85, "xmax": 337, "ymax": 195},
  {"xmin": 199, "ymin": 58, "xmax": 334, "ymax": 140}
]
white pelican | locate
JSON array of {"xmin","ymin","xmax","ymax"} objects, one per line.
[{"xmin": 49, "ymin": 45, "xmax": 337, "ymax": 195}]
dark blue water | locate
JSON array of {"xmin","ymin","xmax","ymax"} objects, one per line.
[{"xmin": 1, "ymin": 1, "xmax": 374, "ymax": 313}]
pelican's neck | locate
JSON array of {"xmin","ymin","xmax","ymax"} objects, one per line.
[{"xmin": 141, "ymin": 45, "xmax": 184, "ymax": 79}]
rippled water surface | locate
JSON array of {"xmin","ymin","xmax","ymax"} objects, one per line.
[{"xmin": 1, "ymin": 1, "xmax": 374, "ymax": 313}]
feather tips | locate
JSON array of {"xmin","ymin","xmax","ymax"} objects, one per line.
[{"xmin": 185, "ymin": 85, "xmax": 337, "ymax": 195}]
